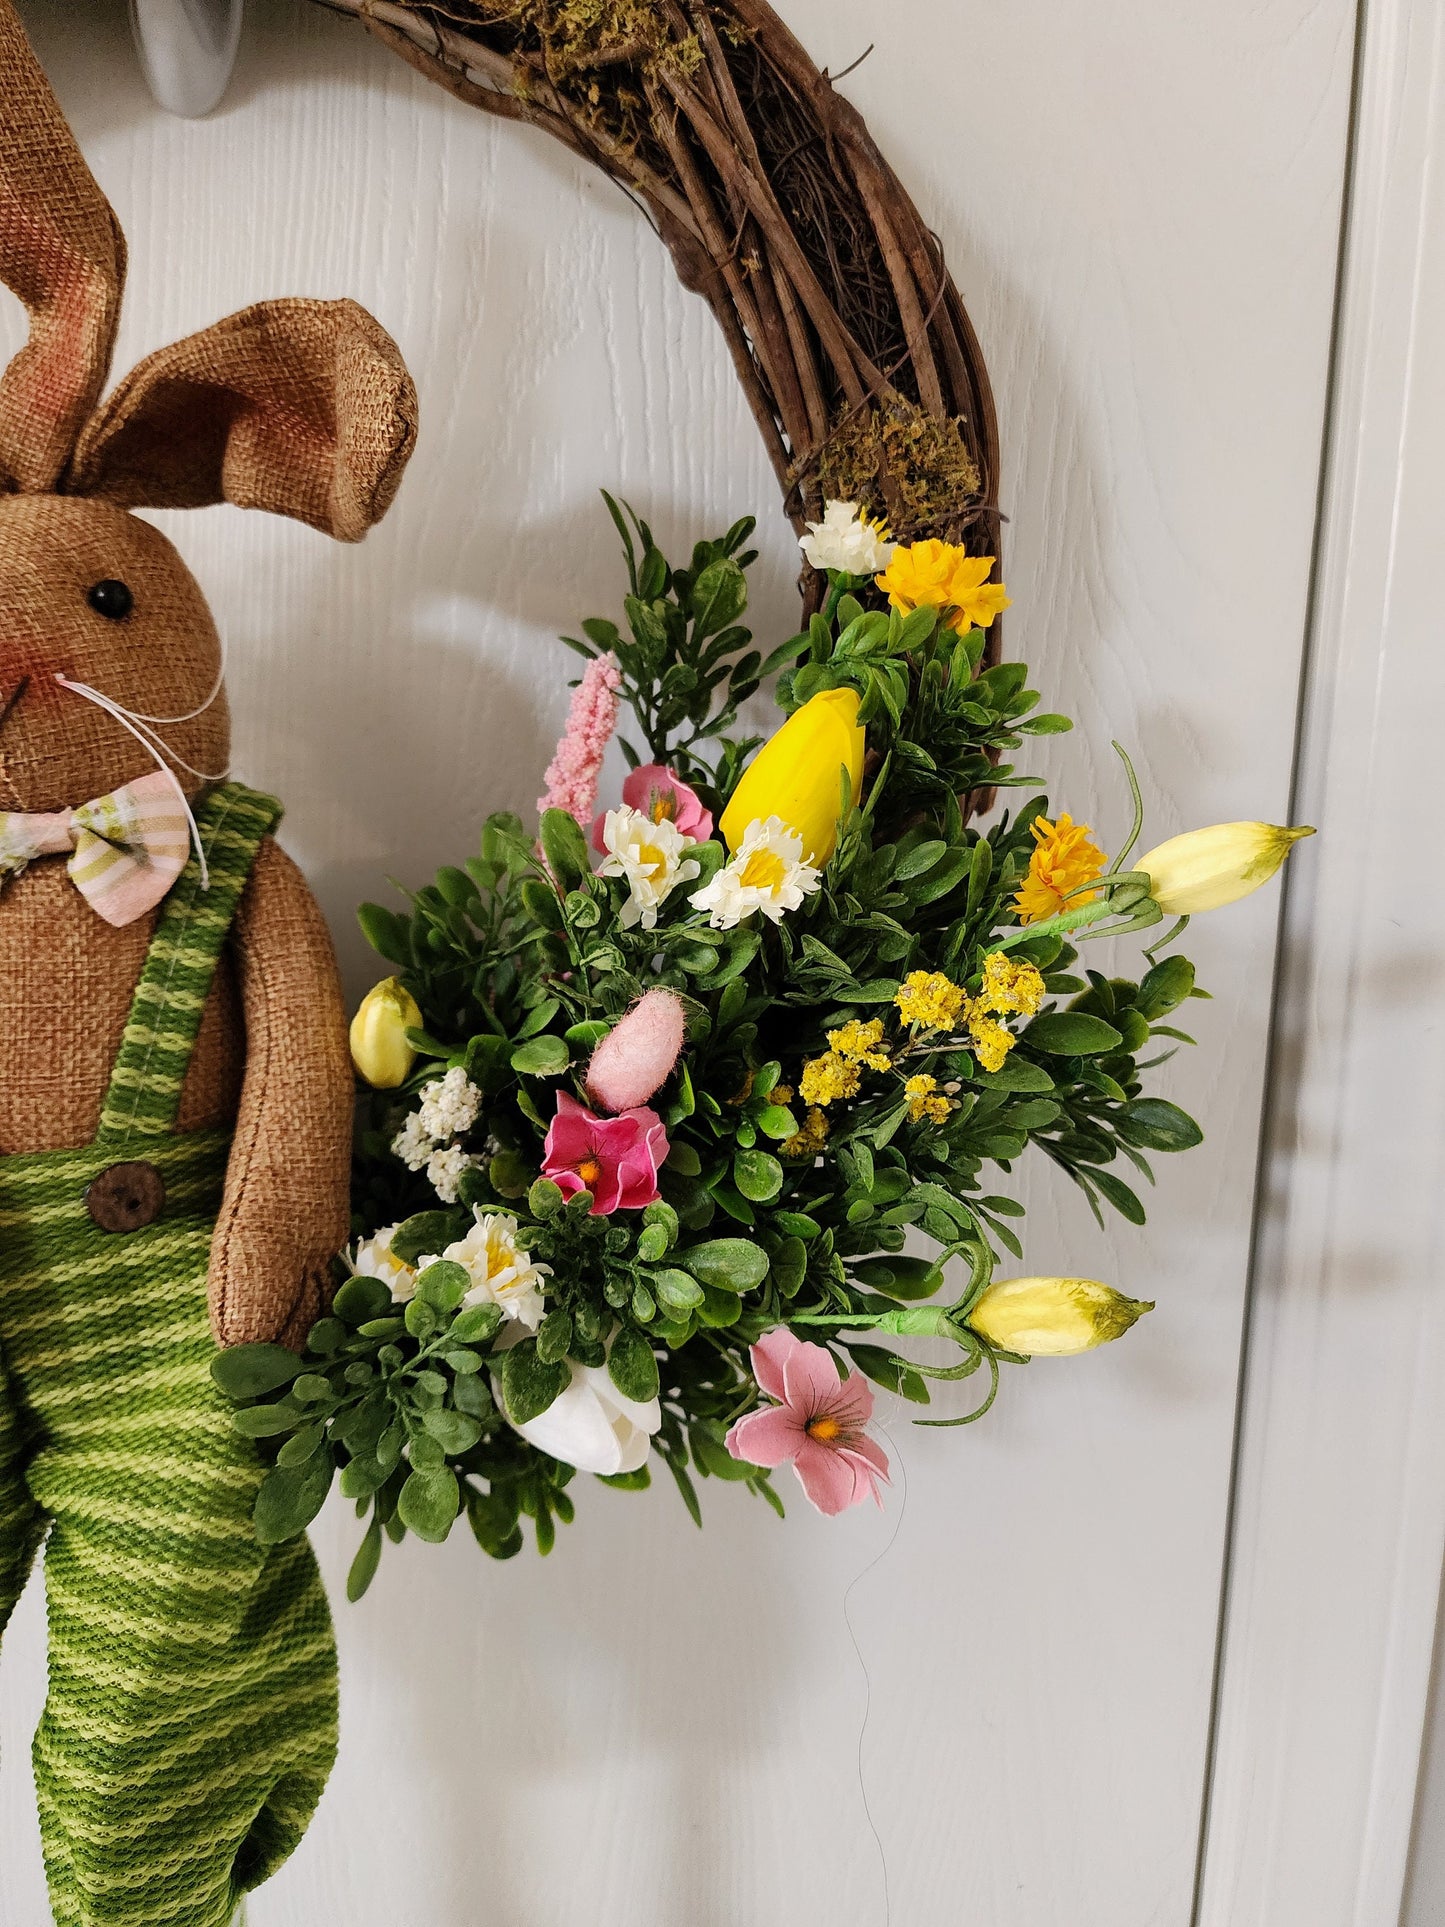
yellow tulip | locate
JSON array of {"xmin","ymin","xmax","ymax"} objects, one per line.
[
  {"xmin": 1136, "ymin": 821, "xmax": 1315, "ymax": 915},
  {"xmin": 966, "ymin": 1276, "xmax": 1153, "ymax": 1356},
  {"xmin": 719, "ymin": 687, "xmax": 865, "ymax": 865},
  {"xmin": 349, "ymin": 977, "xmax": 423, "ymax": 1088}
]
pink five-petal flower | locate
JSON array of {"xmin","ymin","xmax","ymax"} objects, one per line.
[
  {"xmin": 725, "ymin": 1326, "xmax": 890, "ymax": 1517},
  {"xmin": 591, "ymin": 763, "xmax": 713, "ymax": 852},
  {"xmin": 541, "ymin": 1091, "xmax": 668, "ymax": 1215}
]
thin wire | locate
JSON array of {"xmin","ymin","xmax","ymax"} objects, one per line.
[
  {"xmin": 841, "ymin": 1423, "xmax": 909, "ymax": 1927},
  {"xmin": 52, "ymin": 675, "xmax": 215, "ymax": 889}
]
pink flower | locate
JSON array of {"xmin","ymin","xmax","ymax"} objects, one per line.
[
  {"xmin": 538, "ymin": 653, "xmax": 623, "ymax": 826},
  {"xmin": 586, "ymin": 988, "xmax": 687, "ymax": 1113},
  {"xmin": 726, "ymin": 1329, "xmax": 890, "ymax": 1516},
  {"xmin": 542, "ymin": 1091, "xmax": 668, "ymax": 1214},
  {"xmin": 591, "ymin": 763, "xmax": 713, "ymax": 853}
]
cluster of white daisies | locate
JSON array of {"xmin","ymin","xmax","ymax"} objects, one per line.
[{"xmin": 596, "ymin": 812, "xmax": 820, "ymax": 934}]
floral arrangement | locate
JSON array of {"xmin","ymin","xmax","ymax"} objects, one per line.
[{"xmin": 214, "ymin": 497, "xmax": 1310, "ymax": 1595}]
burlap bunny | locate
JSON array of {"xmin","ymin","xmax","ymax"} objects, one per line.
[{"xmin": 0, "ymin": 6, "xmax": 417, "ymax": 1922}]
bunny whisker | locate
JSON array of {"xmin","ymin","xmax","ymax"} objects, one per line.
[
  {"xmin": 0, "ymin": 672, "xmax": 30, "ymax": 735},
  {"xmin": 123, "ymin": 632, "xmax": 229, "ymax": 725},
  {"xmin": 52, "ymin": 672, "xmax": 224, "ymax": 888}
]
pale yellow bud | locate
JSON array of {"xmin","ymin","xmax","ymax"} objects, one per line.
[
  {"xmin": 349, "ymin": 978, "xmax": 423, "ymax": 1089},
  {"xmin": 1136, "ymin": 821, "xmax": 1314, "ymax": 915},
  {"xmin": 966, "ymin": 1276, "xmax": 1153, "ymax": 1356}
]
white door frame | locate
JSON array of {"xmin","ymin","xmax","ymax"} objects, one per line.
[{"xmin": 1195, "ymin": 1, "xmax": 1445, "ymax": 1920}]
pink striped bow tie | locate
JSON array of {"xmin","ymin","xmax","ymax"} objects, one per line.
[{"xmin": 0, "ymin": 771, "xmax": 191, "ymax": 927}]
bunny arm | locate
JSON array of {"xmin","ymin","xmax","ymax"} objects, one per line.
[{"xmin": 208, "ymin": 836, "xmax": 353, "ymax": 1350}]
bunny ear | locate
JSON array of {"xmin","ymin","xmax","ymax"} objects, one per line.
[
  {"xmin": 68, "ymin": 298, "xmax": 418, "ymax": 541},
  {"xmin": 0, "ymin": 0, "xmax": 126, "ymax": 493}
]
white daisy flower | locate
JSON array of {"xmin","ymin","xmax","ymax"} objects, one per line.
[
  {"xmin": 597, "ymin": 804, "xmax": 701, "ymax": 930},
  {"xmin": 798, "ymin": 499, "xmax": 895, "ymax": 576},
  {"xmin": 351, "ymin": 1223, "xmax": 419, "ymax": 1304},
  {"xmin": 426, "ymin": 1145, "xmax": 478, "ymax": 1204},
  {"xmin": 689, "ymin": 816, "xmax": 822, "ymax": 930},
  {"xmin": 437, "ymin": 1211, "xmax": 551, "ymax": 1329}
]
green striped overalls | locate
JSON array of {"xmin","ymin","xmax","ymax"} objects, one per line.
[{"xmin": 0, "ymin": 783, "xmax": 337, "ymax": 1927}]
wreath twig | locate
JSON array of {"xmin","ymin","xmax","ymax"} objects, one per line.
[{"xmin": 306, "ymin": 0, "xmax": 1001, "ymax": 594}]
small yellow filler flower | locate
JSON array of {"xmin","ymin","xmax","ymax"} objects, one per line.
[
  {"xmin": 977, "ymin": 952, "xmax": 1046, "ymax": 1017},
  {"xmin": 826, "ymin": 1017, "xmax": 891, "ymax": 1070},
  {"xmin": 1013, "ymin": 813, "xmax": 1107, "ymax": 925},
  {"xmin": 799, "ymin": 1052, "xmax": 862, "ymax": 1107},
  {"xmin": 1136, "ymin": 821, "xmax": 1315, "ymax": 915},
  {"xmin": 719, "ymin": 687, "xmax": 865, "ymax": 867},
  {"xmin": 894, "ymin": 970, "xmax": 967, "ymax": 1031},
  {"xmin": 350, "ymin": 978, "xmax": 423, "ymax": 1089},
  {"xmin": 875, "ymin": 540, "xmax": 1011, "ymax": 634},
  {"xmin": 904, "ymin": 1073, "xmax": 952, "ymax": 1125},
  {"xmin": 782, "ymin": 1107, "xmax": 831, "ymax": 1159},
  {"xmin": 968, "ymin": 1012, "xmax": 1015, "ymax": 1075},
  {"xmin": 966, "ymin": 1276, "xmax": 1155, "ymax": 1356}
]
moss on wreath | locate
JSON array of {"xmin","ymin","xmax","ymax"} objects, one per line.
[{"xmin": 811, "ymin": 391, "xmax": 984, "ymax": 543}]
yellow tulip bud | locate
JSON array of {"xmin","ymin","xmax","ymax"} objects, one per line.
[
  {"xmin": 966, "ymin": 1276, "xmax": 1153, "ymax": 1356},
  {"xmin": 1136, "ymin": 821, "xmax": 1314, "ymax": 915},
  {"xmin": 719, "ymin": 687, "xmax": 865, "ymax": 866},
  {"xmin": 349, "ymin": 977, "xmax": 423, "ymax": 1088}
]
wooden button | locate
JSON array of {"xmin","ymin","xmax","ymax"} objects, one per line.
[{"xmin": 85, "ymin": 1161, "xmax": 166, "ymax": 1234}]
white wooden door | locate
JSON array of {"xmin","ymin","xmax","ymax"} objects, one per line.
[{"xmin": 0, "ymin": 2, "xmax": 1361, "ymax": 1922}]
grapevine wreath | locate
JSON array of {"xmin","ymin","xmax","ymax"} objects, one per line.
[{"xmin": 212, "ymin": 2, "xmax": 1314, "ymax": 1578}]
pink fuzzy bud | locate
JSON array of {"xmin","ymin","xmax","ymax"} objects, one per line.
[{"xmin": 586, "ymin": 988, "xmax": 687, "ymax": 1114}]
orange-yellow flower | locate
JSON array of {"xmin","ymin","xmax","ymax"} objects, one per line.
[
  {"xmin": 874, "ymin": 540, "xmax": 1010, "ymax": 634},
  {"xmin": 1013, "ymin": 813, "xmax": 1107, "ymax": 925}
]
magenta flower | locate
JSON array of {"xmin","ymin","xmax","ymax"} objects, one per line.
[
  {"xmin": 586, "ymin": 988, "xmax": 687, "ymax": 1114},
  {"xmin": 542, "ymin": 1092, "xmax": 668, "ymax": 1214},
  {"xmin": 726, "ymin": 1328, "xmax": 890, "ymax": 1516},
  {"xmin": 591, "ymin": 762, "xmax": 713, "ymax": 852},
  {"xmin": 538, "ymin": 653, "xmax": 622, "ymax": 826}
]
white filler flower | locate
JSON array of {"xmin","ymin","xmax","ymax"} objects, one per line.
[
  {"xmin": 425, "ymin": 1146, "xmax": 478, "ymax": 1204},
  {"xmin": 690, "ymin": 815, "xmax": 822, "ymax": 929},
  {"xmin": 351, "ymin": 1224, "xmax": 419, "ymax": 1303},
  {"xmin": 798, "ymin": 499, "xmax": 895, "ymax": 575},
  {"xmin": 417, "ymin": 1066, "xmax": 482, "ymax": 1140},
  {"xmin": 597, "ymin": 803, "xmax": 701, "ymax": 930},
  {"xmin": 438, "ymin": 1211, "xmax": 550, "ymax": 1329}
]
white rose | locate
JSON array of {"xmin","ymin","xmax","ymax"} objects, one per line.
[{"xmin": 500, "ymin": 1359, "xmax": 660, "ymax": 1475}]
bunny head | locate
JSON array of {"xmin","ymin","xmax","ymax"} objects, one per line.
[{"xmin": 0, "ymin": 0, "xmax": 417, "ymax": 817}]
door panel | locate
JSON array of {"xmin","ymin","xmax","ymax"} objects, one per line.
[{"xmin": 0, "ymin": 2, "xmax": 1355, "ymax": 1921}]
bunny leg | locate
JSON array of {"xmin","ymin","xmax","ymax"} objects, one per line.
[{"xmin": 17, "ymin": 1184, "xmax": 337, "ymax": 1927}]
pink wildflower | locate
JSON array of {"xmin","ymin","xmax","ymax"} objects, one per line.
[
  {"xmin": 542, "ymin": 1091, "xmax": 667, "ymax": 1214},
  {"xmin": 592, "ymin": 763, "xmax": 713, "ymax": 852},
  {"xmin": 586, "ymin": 988, "xmax": 687, "ymax": 1114},
  {"xmin": 538, "ymin": 653, "xmax": 623, "ymax": 826},
  {"xmin": 726, "ymin": 1328, "xmax": 890, "ymax": 1516}
]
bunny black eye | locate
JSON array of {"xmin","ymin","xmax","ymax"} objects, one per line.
[{"xmin": 87, "ymin": 579, "xmax": 134, "ymax": 621}]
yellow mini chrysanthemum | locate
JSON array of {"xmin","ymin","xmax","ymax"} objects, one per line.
[
  {"xmin": 874, "ymin": 540, "xmax": 1011, "ymax": 634},
  {"xmin": 770, "ymin": 1084, "xmax": 794, "ymax": 1107},
  {"xmin": 894, "ymin": 970, "xmax": 968, "ymax": 1031},
  {"xmin": 799, "ymin": 1052, "xmax": 862, "ymax": 1107},
  {"xmin": 904, "ymin": 1073, "xmax": 952, "ymax": 1125},
  {"xmin": 827, "ymin": 1017, "xmax": 890, "ymax": 1070},
  {"xmin": 978, "ymin": 952, "xmax": 1046, "ymax": 1017},
  {"xmin": 1013, "ymin": 813, "xmax": 1107, "ymax": 925},
  {"xmin": 969, "ymin": 1013, "xmax": 1016, "ymax": 1075},
  {"xmin": 782, "ymin": 1106, "xmax": 831, "ymax": 1159}
]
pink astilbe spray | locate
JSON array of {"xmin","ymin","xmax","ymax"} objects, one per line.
[{"xmin": 538, "ymin": 652, "xmax": 623, "ymax": 826}]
